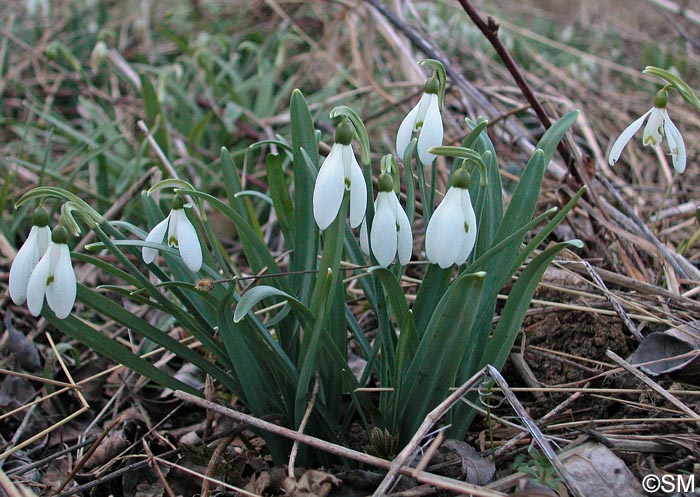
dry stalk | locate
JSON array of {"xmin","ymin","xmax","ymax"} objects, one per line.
[{"xmin": 174, "ymin": 390, "xmax": 507, "ymax": 497}]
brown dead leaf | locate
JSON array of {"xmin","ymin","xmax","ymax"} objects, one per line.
[
  {"xmin": 282, "ymin": 469, "xmax": 341, "ymax": 497},
  {"xmin": 245, "ymin": 467, "xmax": 288, "ymax": 495},
  {"xmin": 628, "ymin": 321, "xmax": 700, "ymax": 384},
  {"xmin": 5, "ymin": 314, "xmax": 42, "ymax": 371},
  {"xmin": 563, "ymin": 442, "xmax": 643, "ymax": 497},
  {"xmin": 442, "ymin": 439, "xmax": 495, "ymax": 485}
]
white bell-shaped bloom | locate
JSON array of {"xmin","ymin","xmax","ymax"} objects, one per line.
[
  {"xmin": 26, "ymin": 226, "xmax": 76, "ymax": 319},
  {"xmin": 425, "ymin": 170, "xmax": 477, "ymax": 268},
  {"xmin": 396, "ymin": 80, "xmax": 443, "ymax": 165},
  {"xmin": 9, "ymin": 210, "xmax": 51, "ymax": 305},
  {"xmin": 360, "ymin": 177, "xmax": 412, "ymax": 267},
  {"xmin": 313, "ymin": 120, "xmax": 367, "ymax": 230},
  {"xmin": 608, "ymin": 90, "xmax": 686, "ymax": 173},
  {"xmin": 142, "ymin": 200, "xmax": 202, "ymax": 272}
]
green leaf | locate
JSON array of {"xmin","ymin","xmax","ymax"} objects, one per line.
[
  {"xmin": 397, "ymin": 271, "xmax": 485, "ymax": 441},
  {"xmin": 266, "ymin": 152, "xmax": 295, "ymax": 242},
  {"xmin": 234, "ymin": 285, "xmax": 314, "ymax": 325},
  {"xmin": 290, "ymin": 90, "xmax": 320, "ymax": 304},
  {"xmin": 45, "ymin": 310, "xmax": 200, "ymax": 396},
  {"xmin": 484, "ymin": 241, "xmax": 582, "ymax": 371}
]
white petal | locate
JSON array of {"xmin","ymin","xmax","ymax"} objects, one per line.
[
  {"xmin": 26, "ymin": 243, "xmax": 54, "ymax": 316},
  {"xmin": 643, "ymin": 108, "xmax": 664, "ymax": 147},
  {"xmin": 454, "ymin": 189, "xmax": 478, "ymax": 265},
  {"xmin": 174, "ymin": 209, "xmax": 202, "ymax": 272},
  {"xmin": 346, "ymin": 147, "xmax": 367, "ymax": 229},
  {"xmin": 9, "ymin": 225, "xmax": 51, "ymax": 305},
  {"xmin": 663, "ymin": 113, "xmax": 686, "ymax": 173},
  {"xmin": 370, "ymin": 193, "xmax": 397, "ymax": 267},
  {"xmin": 609, "ymin": 110, "xmax": 651, "ymax": 166},
  {"xmin": 396, "ymin": 101, "xmax": 421, "ymax": 161},
  {"xmin": 45, "ymin": 243, "xmax": 76, "ymax": 319},
  {"xmin": 359, "ymin": 217, "xmax": 370, "ymax": 256},
  {"xmin": 426, "ymin": 188, "xmax": 463, "ymax": 268},
  {"xmin": 417, "ymin": 94, "xmax": 443, "ymax": 165},
  {"xmin": 143, "ymin": 215, "xmax": 170, "ymax": 263},
  {"xmin": 392, "ymin": 193, "xmax": 413, "ymax": 265},
  {"xmin": 313, "ymin": 144, "xmax": 346, "ymax": 230}
]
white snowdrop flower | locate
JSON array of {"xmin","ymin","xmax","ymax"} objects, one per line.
[
  {"xmin": 313, "ymin": 119, "xmax": 367, "ymax": 230},
  {"xmin": 142, "ymin": 196, "xmax": 202, "ymax": 272},
  {"xmin": 360, "ymin": 173, "xmax": 412, "ymax": 267},
  {"xmin": 396, "ymin": 77, "xmax": 444, "ymax": 165},
  {"xmin": 26, "ymin": 225, "xmax": 76, "ymax": 319},
  {"xmin": 425, "ymin": 169, "xmax": 477, "ymax": 268},
  {"xmin": 609, "ymin": 89, "xmax": 686, "ymax": 173},
  {"xmin": 9, "ymin": 207, "xmax": 51, "ymax": 306}
]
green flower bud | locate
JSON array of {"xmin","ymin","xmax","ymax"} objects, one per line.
[
  {"xmin": 377, "ymin": 173, "xmax": 394, "ymax": 192},
  {"xmin": 654, "ymin": 89, "xmax": 668, "ymax": 109},
  {"xmin": 334, "ymin": 119, "xmax": 354, "ymax": 146},
  {"xmin": 51, "ymin": 225, "xmax": 69, "ymax": 244},
  {"xmin": 451, "ymin": 168, "xmax": 471, "ymax": 189},
  {"xmin": 424, "ymin": 77, "xmax": 440, "ymax": 95},
  {"xmin": 31, "ymin": 207, "xmax": 50, "ymax": 227},
  {"xmin": 172, "ymin": 194, "xmax": 186, "ymax": 210}
]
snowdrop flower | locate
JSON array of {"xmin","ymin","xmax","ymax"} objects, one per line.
[
  {"xmin": 313, "ymin": 119, "xmax": 367, "ymax": 230},
  {"xmin": 142, "ymin": 195, "xmax": 202, "ymax": 272},
  {"xmin": 26, "ymin": 225, "xmax": 76, "ymax": 319},
  {"xmin": 396, "ymin": 77, "xmax": 444, "ymax": 165},
  {"xmin": 360, "ymin": 173, "xmax": 412, "ymax": 267},
  {"xmin": 609, "ymin": 89, "xmax": 686, "ymax": 173},
  {"xmin": 425, "ymin": 169, "xmax": 477, "ymax": 268},
  {"xmin": 9, "ymin": 207, "xmax": 51, "ymax": 306}
]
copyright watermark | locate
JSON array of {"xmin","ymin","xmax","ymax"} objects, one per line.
[{"xmin": 642, "ymin": 474, "xmax": 695, "ymax": 494}]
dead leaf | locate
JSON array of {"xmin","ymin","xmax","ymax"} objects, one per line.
[
  {"xmin": 439, "ymin": 440, "xmax": 495, "ymax": 485},
  {"xmin": 282, "ymin": 469, "xmax": 341, "ymax": 497},
  {"xmin": 5, "ymin": 314, "xmax": 42, "ymax": 371},
  {"xmin": 563, "ymin": 442, "xmax": 643, "ymax": 497},
  {"xmin": 628, "ymin": 321, "xmax": 700, "ymax": 384},
  {"xmin": 245, "ymin": 467, "xmax": 287, "ymax": 495},
  {"xmin": 84, "ymin": 429, "xmax": 130, "ymax": 469}
]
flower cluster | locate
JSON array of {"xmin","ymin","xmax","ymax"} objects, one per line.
[
  {"xmin": 313, "ymin": 69, "xmax": 479, "ymax": 269},
  {"xmin": 9, "ymin": 208, "xmax": 76, "ymax": 319}
]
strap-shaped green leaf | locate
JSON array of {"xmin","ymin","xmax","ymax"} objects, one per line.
[
  {"xmin": 397, "ymin": 271, "xmax": 486, "ymax": 441},
  {"xmin": 45, "ymin": 310, "xmax": 200, "ymax": 396},
  {"xmin": 290, "ymin": 90, "xmax": 320, "ymax": 304},
  {"xmin": 234, "ymin": 285, "xmax": 314, "ymax": 324}
]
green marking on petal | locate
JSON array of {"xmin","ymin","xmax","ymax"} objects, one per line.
[
  {"xmin": 168, "ymin": 236, "xmax": 179, "ymax": 247},
  {"xmin": 47, "ymin": 275, "xmax": 55, "ymax": 286}
]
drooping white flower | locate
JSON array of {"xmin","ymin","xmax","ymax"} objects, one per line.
[
  {"xmin": 608, "ymin": 89, "xmax": 686, "ymax": 173},
  {"xmin": 396, "ymin": 78, "xmax": 444, "ymax": 165},
  {"xmin": 142, "ymin": 197, "xmax": 202, "ymax": 272},
  {"xmin": 425, "ymin": 169, "xmax": 477, "ymax": 268},
  {"xmin": 359, "ymin": 174, "xmax": 412, "ymax": 267},
  {"xmin": 9, "ymin": 208, "xmax": 51, "ymax": 306},
  {"xmin": 26, "ymin": 226, "xmax": 76, "ymax": 319},
  {"xmin": 313, "ymin": 119, "xmax": 367, "ymax": 230}
]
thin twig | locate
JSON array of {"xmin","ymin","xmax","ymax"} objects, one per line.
[
  {"xmin": 371, "ymin": 368, "xmax": 489, "ymax": 497},
  {"xmin": 454, "ymin": 0, "xmax": 578, "ymax": 177},
  {"xmin": 605, "ymin": 350, "xmax": 700, "ymax": 422},
  {"xmin": 174, "ymin": 391, "xmax": 507, "ymax": 497},
  {"xmin": 289, "ymin": 374, "xmax": 320, "ymax": 478},
  {"xmin": 487, "ymin": 366, "xmax": 586, "ymax": 497}
]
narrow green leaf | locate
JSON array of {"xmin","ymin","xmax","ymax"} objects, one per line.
[
  {"xmin": 234, "ymin": 285, "xmax": 314, "ymax": 324},
  {"xmin": 266, "ymin": 152, "xmax": 295, "ymax": 242},
  {"xmin": 45, "ymin": 310, "xmax": 200, "ymax": 396},
  {"xmin": 397, "ymin": 271, "xmax": 485, "ymax": 441},
  {"xmin": 290, "ymin": 90, "xmax": 319, "ymax": 304}
]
